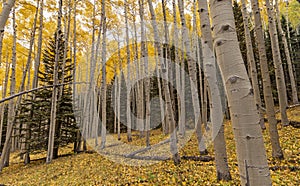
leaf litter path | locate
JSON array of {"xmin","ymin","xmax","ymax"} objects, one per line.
[{"xmin": 86, "ymin": 129, "xmax": 196, "ymax": 166}]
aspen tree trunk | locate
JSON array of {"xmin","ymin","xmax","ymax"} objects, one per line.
[
  {"xmin": 161, "ymin": 0, "xmax": 169, "ymax": 135},
  {"xmin": 172, "ymin": 0, "xmax": 184, "ymax": 137},
  {"xmin": 46, "ymin": 0, "xmax": 63, "ymax": 163},
  {"xmin": 202, "ymin": 80, "xmax": 208, "ymax": 128},
  {"xmin": 100, "ymin": 0, "xmax": 107, "ymax": 149},
  {"xmin": 20, "ymin": 0, "xmax": 41, "ymax": 163},
  {"xmin": 285, "ymin": 4, "xmax": 294, "ymax": 81},
  {"xmin": 209, "ymin": 0, "xmax": 271, "ymax": 184},
  {"xmin": 0, "ymin": 0, "xmax": 15, "ymax": 73},
  {"xmin": 192, "ymin": 1, "xmax": 204, "ymax": 133},
  {"xmin": 0, "ymin": 7, "xmax": 16, "ymax": 170},
  {"xmin": 0, "ymin": 0, "xmax": 4, "ymax": 65},
  {"xmin": 274, "ymin": 0, "xmax": 298, "ymax": 104},
  {"xmin": 240, "ymin": 0, "xmax": 265, "ymax": 129},
  {"xmin": 60, "ymin": 0, "xmax": 71, "ymax": 95},
  {"xmin": 265, "ymin": 0, "xmax": 289, "ymax": 126},
  {"xmin": 0, "ymin": 0, "xmax": 15, "ymax": 34},
  {"xmin": 250, "ymin": 0, "xmax": 284, "ymax": 159},
  {"xmin": 0, "ymin": 32, "xmax": 3, "ymax": 66},
  {"xmin": 114, "ymin": 65, "xmax": 118, "ymax": 134},
  {"xmin": 131, "ymin": 12, "xmax": 140, "ymax": 135},
  {"xmin": 147, "ymin": 0, "xmax": 180, "ymax": 164},
  {"xmin": 82, "ymin": 54, "xmax": 90, "ymax": 140},
  {"xmin": 138, "ymin": 0, "xmax": 150, "ymax": 146},
  {"xmin": 197, "ymin": 0, "xmax": 231, "ymax": 180},
  {"xmin": 112, "ymin": 36, "xmax": 120, "ymax": 134},
  {"xmin": 124, "ymin": 0, "xmax": 132, "ymax": 142},
  {"xmin": 133, "ymin": 12, "xmax": 145, "ymax": 138},
  {"xmin": 180, "ymin": 30, "xmax": 186, "ymax": 137},
  {"xmin": 86, "ymin": 1, "xmax": 97, "ymax": 146},
  {"xmin": 94, "ymin": 0, "xmax": 106, "ymax": 147},
  {"xmin": 72, "ymin": 0, "xmax": 81, "ymax": 152},
  {"xmin": 72, "ymin": 0, "xmax": 77, "ymax": 114},
  {"xmin": 0, "ymin": 54, "xmax": 9, "ymax": 155},
  {"xmin": 177, "ymin": 0, "xmax": 207, "ymax": 154},
  {"xmin": 33, "ymin": 0, "xmax": 44, "ymax": 90},
  {"xmin": 198, "ymin": 43, "xmax": 204, "ymax": 128},
  {"xmin": 52, "ymin": 0, "xmax": 73, "ymax": 157},
  {"xmin": 156, "ymin": 61, "xmax": 166, "ymax": 134},
  {"xmin": 117, "ymin": 35, "xmax": 122, "ymax": 141}
]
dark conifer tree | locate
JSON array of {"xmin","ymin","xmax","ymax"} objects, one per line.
[{"xmin": 18, "ymin": 29, "xmax": 77, "ymax": 160}]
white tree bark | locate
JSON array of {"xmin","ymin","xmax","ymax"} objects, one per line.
[
  {"xmin": 117, "ymin": 35, "xmax": 122, "ymax": 141},
  {"xmin": 0, "ymin": 0, "xmax": 15, "ymax": 32},
  {"xmin": 124, "ymin": 0, "xmax": 132, "ymax": 142},
  {"xmin": 177, "ymin": 0, "xmax": 207, "ymax": 154},
  {"xmin": 209, "ymin": 0, "xmax": 271, "ymax": 184},
  {"xmin": 172, "ymin": 0, "xmax": 184, "ymax": 137},
  {"xmin": 240, "ymin": 0, "xmax": 265, "ymax": 129},
  {"xmin": 138, "ymin": 0, "xmax": 150, "ymax": 146},
  {"xmin": 197, "ymin": 0, "xmax": 231, "ymax": 180},
  {"xmin": 46, "ymin": 0, "xmax": 63, "ymax": 163},
  {"xmin": 250, "ymin": 0, "xmax": 284, "ymax": 159},
  {"xmin": 0, "ymin": 52, "xmax": 9, "ymax": 162},
  {"xmin": 0, "ymin": 7, "xmax": 16, "ymax": 170},
  {"xmin": 147, "ymin": 0, "xmax": 180, "ymax": 164},
  {"xmin": 265, "ymin": 0, "xmax": 289, "ymax": 126},
  {"xmin": 100, "ymin": 0, "xmax": 107, "ymax": 149}
]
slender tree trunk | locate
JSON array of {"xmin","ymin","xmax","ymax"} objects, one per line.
[
  {"xmin": 180, "ymin": 29, "xmax": 186, "ymax": 137},
  {"xmin": 46, "ymin": 0, "xmax": 63, "ymax": 163},
  {"xmin": 162, "ymin": 0, "xmax": 172, "ymax": 136},
  {"xmin": 0, "ymin": 52, "xmax": 9, "ymax": 156},
  {"xmin": 124, "ymin": 0, "xmax": 132, "ymax": 142},
  {"xmin": 240, "ymin": 0, "xmax": 265, "ymax": 129},
  {"xmin": 250, "ymin": 0, "xmax": 284, "ymax": 159},
  {"xmin": 87, "ymin": 1, "xmax": 98, "ymax": 147},
  {"xmin": 197, "ymin": 0, "xmax": 231, "ymax": 180},
  {"xmin": 52, "ymin": 0, "xmax": 73, "ymax": 157},
  {"xmin": 114, "ymin": 65, "xmax": 118, "ymax": 134},
  {"xmin": 0, "ymin": 7, "xmax": 16, "ymax": 170},
  {"xmin": 117, "ymin": 35, "xmax": 122, "ymax": 141},
  {"xmin": 72, "ymin": 0, "xmax": 80, "ymax": 152},
  {"xmin": 94, "ymin": 0, "xmax": 106, "ymax": 147},
  {"xmin": 138, "ymin": 0, "xmax": 150, "ymax": 146},
  {"xmin": 172, "ymin": 0, "xmax": 184, "ymax": 137},
  {"xmin": 156, "ymin": 61, "xmax": 165, "ymax": 134},
  {"xmin": 177, "ymin": 0, "xmax": 207, "ymax": 155},
  {"xmin": 100, "ymin": 0, "xmax": 107, "ymax": 149},
  {"xmin": 202, "ymin": 80, "xmax": 208, "ymax": 128},
  {"xmin": 147, "ymin": 0, "xmax": 180, "ymax": 164},
  {"xmin": 265, "ymin": 0, "xmax": 289, "ymax": 126},
  {"xmin": 274, "ymin": 0, "xmax": 298, "ymax": 104},
  {"xmin": 130, "ymin": 11, "xmax": 144, "ymax": 138}
]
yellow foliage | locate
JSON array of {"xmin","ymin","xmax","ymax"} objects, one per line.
[{"xmin": 0, "ymin": 107, "xmax": 299, "ymax": 185}]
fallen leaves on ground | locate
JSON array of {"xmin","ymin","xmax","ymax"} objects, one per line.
[{"xmin": 0, "ymin": 107, "xmax": 299, "ymax": 185}]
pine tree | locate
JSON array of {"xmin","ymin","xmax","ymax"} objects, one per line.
[{"xmin": 18, "ymin": 30, "xmax": 77, "ymax": 160}]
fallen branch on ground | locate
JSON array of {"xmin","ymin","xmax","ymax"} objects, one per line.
[{"xmin": 181, "ymin": 155, "xmax": 214, "ymax": 162}]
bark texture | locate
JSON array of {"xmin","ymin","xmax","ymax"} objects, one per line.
[
  {"xmin": 250, "ymin": 0, "xmax": 284, "ymax": 159},
  {"xmin": 209, "ymin": 0, "xmax": 271, "ymax": 184}
]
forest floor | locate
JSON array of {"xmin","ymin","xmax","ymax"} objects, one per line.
[{"xmin": 0, "ymin": 106, "xmax": 299, "ymax": 185}]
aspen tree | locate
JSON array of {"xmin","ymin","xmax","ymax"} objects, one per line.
[{"xmin": 209, "ymin": 0, "xmax": 271, "ymax": 184}]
